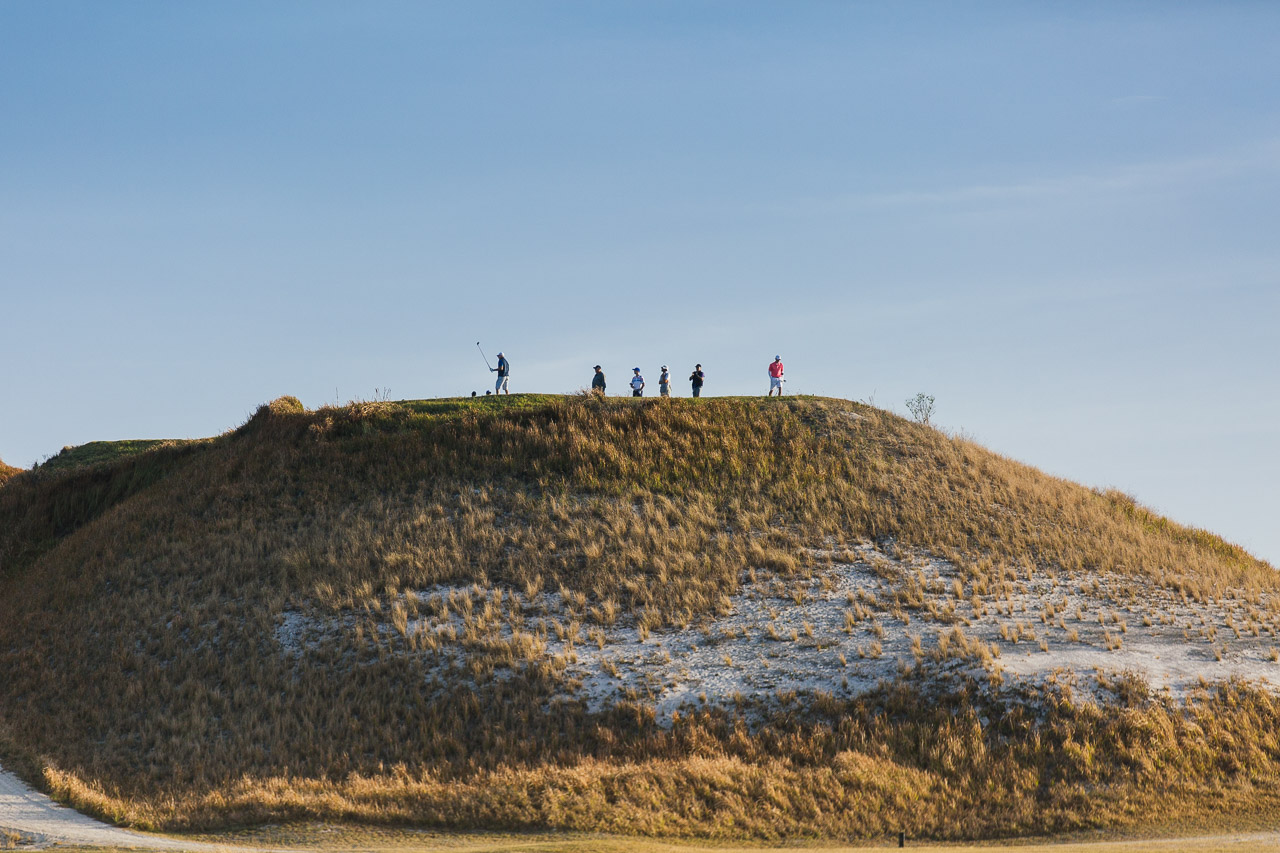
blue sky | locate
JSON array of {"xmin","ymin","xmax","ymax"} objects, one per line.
[{"xmin": 2, "ymin": 2, "xmax": 1278, "ymax": 564}]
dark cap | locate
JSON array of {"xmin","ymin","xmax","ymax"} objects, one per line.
[{"xmin": 593, "ymin": 365, "xmax": 601, "ymax": 370}]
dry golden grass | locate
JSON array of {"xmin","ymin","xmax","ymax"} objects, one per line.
[
  {"xmin": 27, "ymin": 678, "xmax": 1280, "ymax": 841},
  {"xmin": 0, "ymin": 394, "xmax": 1276, "ymax": 839}
]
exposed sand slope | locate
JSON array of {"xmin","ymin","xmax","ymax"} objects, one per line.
[{"xmin": 279, "ymin": 541, "xmax": 1280, "ymax": 722}]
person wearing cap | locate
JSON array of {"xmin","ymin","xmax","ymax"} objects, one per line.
[
  {"xmin": 591, "ymin": 365, "xmax": 606, "ymax": 395},
  {"xmin": 689, "ymin": 364, "xmax": 705, "ymax": 397},
  {"xmin": 630, "ymin": 367, "xmax": 645, "ymax": 397},
  {"xmin": 491, "ymin": 351, "xmax": 510, "ymax": 394},
  {"xmin": 767, "ymin": 355, "xmax": 784, "ymax": 396},
  {"xmin": 658, "ymin": 365, "xmax": 671, "ymax": 397}
]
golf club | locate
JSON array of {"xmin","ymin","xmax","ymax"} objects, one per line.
[{"xmin": 476, "ymin": 341, "xmax": 493, "ymax": 370}]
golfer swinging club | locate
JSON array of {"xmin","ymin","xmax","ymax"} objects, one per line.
[
  {"xmin": 767, "ymin": 355, "xmax": 784, "ymax": 396},
  {"xmin": 492, "ymin": 351, "xmax": 510, "ymax": 394}
]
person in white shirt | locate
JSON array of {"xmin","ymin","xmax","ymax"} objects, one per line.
[
  {"xmin": 630, "ymin": 368, "xmax": 645, "ymax": 397},
  {"xmin": 491, "ymin": 352, "xmax": 510, "ymax": 394}
]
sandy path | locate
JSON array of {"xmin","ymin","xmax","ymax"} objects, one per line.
[{"xmin": 0, "ymin": 763, "xmax": 241, "ymax": 850}]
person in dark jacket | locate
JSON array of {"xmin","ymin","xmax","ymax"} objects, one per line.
[
  {"xmin": 689, "ymin": 364, "xmax": 705, "ymax": 397},
  {"xmin": 591, "ymin": 365, "xmax": 606, "ymax": 394}
]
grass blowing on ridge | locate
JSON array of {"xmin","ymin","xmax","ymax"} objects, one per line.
[{"xmin": 1, "ymin": 393, "xmax": 1279, "ymax": 840}]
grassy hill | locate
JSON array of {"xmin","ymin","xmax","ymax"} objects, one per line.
[{"xmin": 2, "ymin": 394, "xmax": 1279, "ymax": 840}]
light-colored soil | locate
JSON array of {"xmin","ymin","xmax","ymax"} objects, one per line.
[
  {"xmin": 0, "ymin": 765, "xmax": 242, "ymax": 850},
  {"xmin": 279, "ymin": 541, "xmax": 1280, "ymax": 722}
]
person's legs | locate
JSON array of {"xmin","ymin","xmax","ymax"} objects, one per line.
[
  {"xmin": 692, "ymin": 386, "xmax": 700, "ymax": 398},
  {"xmin": 496, "ymin": 377, "xmax": 503, "ymax": 393}
]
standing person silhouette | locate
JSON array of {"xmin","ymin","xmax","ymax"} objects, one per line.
[
  {"xmin": 630, "ymin": 367, "xmax": 645, "ymax": 397},
  {"xmin": 689, "ymin": 364, "xmax": 705, "ymax": 398},
  {"xmin": 767, "ymin": 355, "xmax": 784, "ymax": 396},
  {"xmin": 658, "ymin": 365, "xmax": 671, "ymax": 397},
  {"xmin": 491, "ymin": 352, "xmax": 510, "ymax": 394},
  {"xmin": 591, "ymin": 365, "xmax": 606, "ymax": 395}
]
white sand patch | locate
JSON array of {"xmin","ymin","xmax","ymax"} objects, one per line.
[
  {"xmin": 274, "ymin": 542, "xmax": 1280, "ymax": 721},
  {"xmin": 272, "ymin": 611, "xmax": 310, "ymax": 655},
  {"xmin": 998, "ymin": 639, "xmax": 1278, "ymax": 688}
]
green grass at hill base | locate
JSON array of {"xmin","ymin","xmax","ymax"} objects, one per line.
[{"xmin": 40, "ymin": 822, "xmax": 1280, "ymax": 853}]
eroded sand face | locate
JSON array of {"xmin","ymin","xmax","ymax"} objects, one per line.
[{"xmin": 277, "ymin": 541, "xmax": 1280, "ymax": 720}]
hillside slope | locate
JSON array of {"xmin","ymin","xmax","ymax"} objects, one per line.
[{"xmin": 1, "ymin": 394, "xmax": 1278, "ymax": 839}]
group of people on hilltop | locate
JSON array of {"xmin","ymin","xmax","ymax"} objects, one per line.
[
  {"xmin": 483, "ymin": 354, "xmax": 782, "ymax": 398},
  {"xmin": 591, "ymin": 363, "xmax": 712, "ymax": 397}
]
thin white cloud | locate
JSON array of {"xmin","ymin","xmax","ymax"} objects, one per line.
[{"xmin": 769, "ymin": 137, "xmax": 1280, "ymax": 215}]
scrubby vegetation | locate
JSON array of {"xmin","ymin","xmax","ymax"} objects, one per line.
[
  {"xmin": 0, "ymin": 394, "xmax": 1277, "ymax": 839},
  {"xmin": 0, "ymin": 457, "xmax": 20, "ymax": 484}
]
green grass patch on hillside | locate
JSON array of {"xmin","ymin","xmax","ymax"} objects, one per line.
[{"xmin": 35, "ymin": 439, "xmax": 187, "ymax": 473}]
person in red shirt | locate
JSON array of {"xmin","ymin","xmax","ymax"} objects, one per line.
[{"xmin": 767, "ymin": 355, "xmax": 785, "ymax": 396}]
